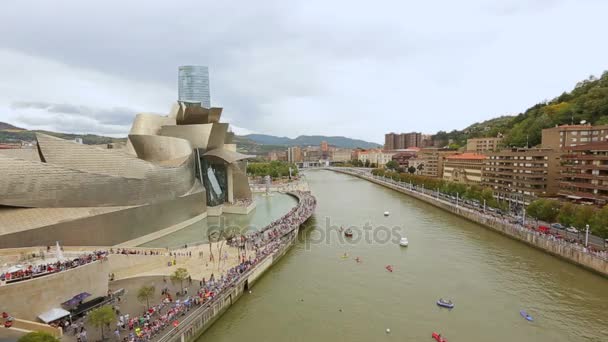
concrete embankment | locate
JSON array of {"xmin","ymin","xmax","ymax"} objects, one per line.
[
  {"xmin": 155, "ymin": 192, "xmax": 316, "ymax": 342},
  {"xmin": 330, "ymin": 168, "xmax": 608, "ymax": 278}
]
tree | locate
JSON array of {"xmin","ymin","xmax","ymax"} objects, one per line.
[
  {"xmin": 171, "ymin": 267, "xmax": 190, "ymax": 295},
  {"xmin": 416, "ymin": 163, "xmax": 424, "ymax": 175},
  {"xmin": 18, "ymin": 332, "xmax": 60, "ymax": 342},
  {"xmin": 558, "ymin": 202, "xmax": 577, "ymax": 227},
  {"xmin": 364, "ymin": 160, "xmax": 370, "ymax": 168},
  {"xmin": 87, "ymin": 305, "xmax": 116, "ymax": 341},
  {"xmin": 137, "ymin": 285, "xmax": 155, "ymax": 310},
  {"xmin": 526, "ymin": 199, "xmax": 561, "ymax": 222},
  {"xmin": 591, "ymin": 205, "xmax": 608, "ymax": 238},
  {"xmin": 573, "ymin": 205, "xmax": 596, "ymax": 230},
  {"xmin": 407, "ymin": 166, "xmax": 416, "ymax": 174},
  {"xmin": 385, "ymin": 160, "xmax": 399, "ymax": 170}
]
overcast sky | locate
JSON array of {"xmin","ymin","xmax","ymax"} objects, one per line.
[{"xmin": 0, "ymin": 0, "xmax": 607, "ymax": 143}]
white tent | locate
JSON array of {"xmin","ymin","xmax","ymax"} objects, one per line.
[
  {"xmin": 6, "ymin": 265, "xmax": 24, "ymax": 273},
  {"xmin": 38, "ymin": 308, "xmax": 70, "ymax": 323}
]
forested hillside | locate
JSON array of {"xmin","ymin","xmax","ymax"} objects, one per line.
[{"xmin": 433, "ymin": 71, "xmax": 608, "ymax": 148}]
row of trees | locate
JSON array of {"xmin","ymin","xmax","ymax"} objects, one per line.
[
  {"xmin": 246, "ymin": 161, "xmax": 298, "ymax": 179},
  {"xmin": 372, "ymin": 168, "xmax": 506, "ymax": 210},
  {"xmin": 349, "ymin": 159, "xmax": 377, "ymax": 168},
  {"xmin": 526, "ymin": 199, "xmax": 608, "ymax": 237}
]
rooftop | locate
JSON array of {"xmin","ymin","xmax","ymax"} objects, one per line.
[{"xmin": 445, "ymin": 153, "xmax": 486, "ymax": 160}]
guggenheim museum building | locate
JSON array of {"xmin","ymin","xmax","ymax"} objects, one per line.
[{"xmin": 0, "ymin": 66, "xmax": 254, "ymax": 248}]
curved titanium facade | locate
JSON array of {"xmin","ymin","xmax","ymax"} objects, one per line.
[{"xmin": 0, "ymin": 97, "xmax": 252, "ymax": 247}]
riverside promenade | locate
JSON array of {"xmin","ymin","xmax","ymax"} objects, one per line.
[
  {"xmin": 151, "ymin": 191, "xmax": 316, "ymax": 342},
  {"xmin": 329, "ymin": 168, "xmax": 608, "ymax": 278}
]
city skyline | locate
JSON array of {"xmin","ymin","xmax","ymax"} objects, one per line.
[{"xmin": 1, "ymin": 1, "xmax": 608, "ymax": 143}]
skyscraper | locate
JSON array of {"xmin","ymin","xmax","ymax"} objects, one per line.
[{"xmin": 178, "ymin": 65, "xmax": 211, "ymax": 107}]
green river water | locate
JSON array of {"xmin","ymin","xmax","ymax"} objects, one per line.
[{"xmin": 200, "ymin": 170, "xmax": 607, "ymax": 342}]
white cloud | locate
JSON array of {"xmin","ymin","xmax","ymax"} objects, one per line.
[{"xmin": 0, "ymin": 0, "xmax": 607, "ymax": 143}]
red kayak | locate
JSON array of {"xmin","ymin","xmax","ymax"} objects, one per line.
[{"xmin": 432, "ymin": 332, "xmax": 447, "ymax": 342}]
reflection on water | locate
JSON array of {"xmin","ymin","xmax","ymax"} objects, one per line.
[
  {"xmin": 140, "ymin": 193, "xmax": 298, "ymax": 249},
  {"xmin": 201, "ymin": 170, "xmax": 608, "ymax": 342}
]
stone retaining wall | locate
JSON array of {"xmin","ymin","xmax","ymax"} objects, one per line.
[{"xmin": 332, "ymin": 168, "xmax": 608, "ymax": 278}]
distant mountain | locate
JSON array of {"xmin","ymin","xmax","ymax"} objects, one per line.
[
  {"xmin": 0, "ymin": 122, "xmax": 24, "ymax": 131},
  {"xmin": 243, "ymin": 134, "xmax": 381, "ymax": 149},
  {"xmin": 0, "ymin": 122, "xmax": 125, "ymax": 145}
]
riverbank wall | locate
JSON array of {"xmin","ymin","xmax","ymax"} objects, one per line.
[
  {"xmin": 155, "ymin": 192, "xmax": 315, "ymax": 342},
  {"xmin": 330, "ymin": 168, "xmax": 608, "ymax": 278}
]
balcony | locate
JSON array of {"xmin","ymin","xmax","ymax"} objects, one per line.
[
  {"xmin": 562, "ymin": 154, "xmax": 608, "ymax": 161},
  {"xmin": 559, "ymin": 181, "xmax": 608, "ymax": 192},
  {"xmin": 482, "ymin": 175, "xmax": 547, "ymax": 184},
  {"xmin": 570, "ymin": 164, "xmax": 608, "ymax": 171},
  {"xmin": 560, "ymin": 172, "xmax": 608, "ymax": 181},
  {"xmin": 558, "ymin": 189, "xmax": 608, "ymax": 202}
]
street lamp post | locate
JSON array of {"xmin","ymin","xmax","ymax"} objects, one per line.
[
  {"xmin": 585, "ymin": 224, "xmax": 590, "ymax": 248},
  {"xmin": 483, "ymin": 199, "xmax": 486, "ymax": 214},
  {"xmin": 456, "ymin": 192, "xmax": 459, "ymax": 207}
]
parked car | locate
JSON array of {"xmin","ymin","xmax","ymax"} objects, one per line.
[
  {"xmin": 566, "ymin": 226, "xmax": 579, "ymax": 234},
  {"xmin": 551, "ymin": 223, "xmax": 565, "ymax": 230}
]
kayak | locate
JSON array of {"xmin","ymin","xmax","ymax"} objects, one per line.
[
  {"xmin": 520, "ymin": 310, "xmax": 533, "ymax": 321},
  {"xmin": 432, "ymin": 332, "xmax": 447, "ymax": 342},
  {"xmin": 385, "ymin": 265, "xmax": 393, "ymax": 272},
  {"xmin": 436, "ymin": 298, "xmax": 454, "ymax": 309}
]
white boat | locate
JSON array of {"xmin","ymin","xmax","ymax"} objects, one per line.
[
  {"xmin": 399, "ymin": 237, "xmax": 409, "ymax": 247},
  {"xmin": 384, "ymin": 211, "xmax": 390, "ymax": 216}
]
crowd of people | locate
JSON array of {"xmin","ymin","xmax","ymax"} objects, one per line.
[
  {"xmin": 0, "ymin": 251, "xmax": 108, "ymax": 284},
  {"xmin": 116, "ymin": 192, "xmax": 316, "ymax": 342},
  {"xmin": 109, "ymin": 249, "xmax": 165, "ymax": 256},
  {"xmin": 229, "ymin": 191, "xmax": 316, "ymax": 251}
]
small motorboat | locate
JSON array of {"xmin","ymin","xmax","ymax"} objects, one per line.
[
  {"xmin": 384, "ymin": 211, "xmax": 390, "ymax": 216},
  {"xmin": 399, "ymin": 237, "xmax": 409, "ymax": 247},
  {"xmin": 432, "ymin": 332, "xmax": 447, "ymax": 342},
  {"xmin": 520, "ymin": 310, "xmax": 533, "ymax": 321},
  {"xmin": 436, "ymin": 298, "xmax": 454, "ymax": 309},
  {"xmin": 385, "ymin": 265, "xmax": 393, "ymax": 272},
  {"xmin": 344, "ymin": 229, "xmax": 353, "ymax": 237}
]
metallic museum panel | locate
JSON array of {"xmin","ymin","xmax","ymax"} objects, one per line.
[
  {"xmin": 129, "ymin": 134, "xmax": 193, "ymax": 162},
  {"xmin": 36, "ymin": 133, "xmax": 154, "ymax": 179},
  {"xmin": 159, "ymin": 123, "xmax": 228, "ymax": 151},
  {"xmin": 177, "ymin": 105, "xmax": 223, "ymax": 125},
  {"xmin": 0, "ymin": 191, "xmax": 207, "ymax": 248},
  {"xmin": 232, "ymin": 166, "xmax": 253, "ymax": 200},
  {"xmin": 202, "ymin": 148, "xmax": 252, "ymax": 164},
  {"xmin": 129, "ymin": 113, "xmax": 177, "ymax": 136},
  {"xmin": 0, "ymin": 153, "xmax": 197, "ymax": 208}
]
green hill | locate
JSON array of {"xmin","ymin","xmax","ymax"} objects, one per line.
[{"xmin": 433, "ymin": 71, "xmax": 608, "ymax": 148}]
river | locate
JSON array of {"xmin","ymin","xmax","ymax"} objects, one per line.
[{"xmin": 200, "ymin": 170, "xmax": 608, "ymax": 342}]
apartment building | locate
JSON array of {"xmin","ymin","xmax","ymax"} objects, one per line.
[
  {"xmin": 482, "ymin": 148, "xmax": 560, "ymax": 205},
  {"xmin": 442, "ymin": 153, "xmax": 486, "ymax": 183},
  {"xmin": 466, "ymin": 137, "xmax": 503, "ymax": 153},
  {"xmin": 559, "ymin": 142, "xmax": 608, "ymax": 205},
  {"xmin": 542, "ymin": 124, "xmax": 608, "ymax": 149}
]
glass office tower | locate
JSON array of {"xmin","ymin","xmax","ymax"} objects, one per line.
[{"xmin": 178, "ymin": 65, "xmax": 211, "ymax": 108}]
